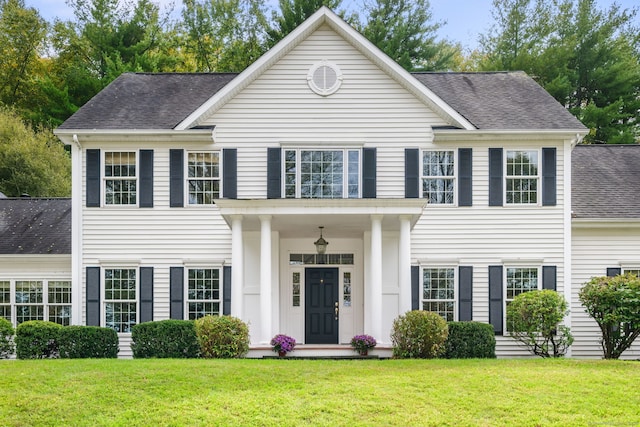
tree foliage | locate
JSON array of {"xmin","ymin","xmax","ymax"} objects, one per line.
[
  {"xmin": 506, "ymin": 290, "xmax": 573, "ymax": 358},
  {"xmin": 0, "ymin": 108, "xmax": 70, "ymax": 197},
  {"xmin": 579, "ymin": 273, "xmax": 640, "ymax": 359},
  {"xmin": 359, "ymin": 0, "xmax": 458, "ymax": 71},
  {"xmin": 267, "ymin": 0, "xmax": 342, "ymax": 47}
]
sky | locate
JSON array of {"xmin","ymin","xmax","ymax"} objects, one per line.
[{"xmin": 25, "ymin": 0, "xmax": 640, "ymax": 51}]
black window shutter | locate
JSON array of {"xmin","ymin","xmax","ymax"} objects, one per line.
[
  {"xmin": 607, "ymin": 267, "xmax": 621, "ymax": 277},
  {"xmin": 405, "ymin": 149, "xmax": 419, "ymax": 199},
  {"xmin": 488, "ymin": 265, "xmax": 503, "ymax": 335},
  {"xmin": 170, "ymin": 267, "xmax": 184, "ymax": 319},
  {"xmin": 169, "ymin": 149, "xmax": 184, "ymax": 207},
  {"xmin": 139, "ymin": 150, "xmax": 154, "ymax": 208},
  {"xmin": 86, "ymin": 267, "xmax": 100, "ymax": 326},
  {"xmin": 222, "ymin": 149, "xmax": 237, "ymax": 199},
  {"xmin": 267, "ymin": 147, "xmax": 281, "ymax": 199},
  {"xmin": 411, "ymin": 265, "xmax": 420, "ymax": 311},
  {"xmin": 223, "ymin": 266, "xmax": 232, "ymax": 315},
  {"xmin": 542, "ymin": 266, "xmax": 557, "ymax": 291},
  {"xmin": 458, "ymin": 148, "xmax": 472, "ymax": 206},
  {"xmin": 139, "ymin": 267, "xmax": 154, "ymax": 323},
  {"xmin": 489, "ymin": 148, "xmax": 503, "ymax": 206},
  {"xmin": 542, "ymin": 147, "xmax": 557, "ymax": 206},
  {"xmin": 362, "ymin": 148, "xmax": 377, "ymax": 198},
  {"xmin": 459, "ymin": 266, "xmax": 473, "ymax": 321},
  {"xmin": 86, "ymin": 149, "xmax": 101, "ymax": 207}
]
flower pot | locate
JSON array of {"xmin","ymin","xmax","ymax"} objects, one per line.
[
  {"xmin": 358, "ymin": 349, "xmax": 368, "ymax": 356},
  {"xmin": 278, "ymin": 350, "xmax": 286, "ymax": 357}
]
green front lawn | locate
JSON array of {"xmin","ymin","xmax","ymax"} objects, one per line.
[{"xmin": 1, "ymin": 358, "xmax": 638, "ymax": 426}]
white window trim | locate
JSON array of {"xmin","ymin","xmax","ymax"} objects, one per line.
[
  {"xmin": 282, "ymin": 148, "xmax": 361, "ymax": 199},
  {"xmin": 504, "ymin": 149, "xmax": 540, "ymax": 206},
  {"xmin": 185, "ymin": 150, "xmax": 222, "ymax": 206},
  {"xmin": 0, "ymin": 278, "xmax": 72, "ymax": 327},
  {"xmin": 504, "ymin": 265, "xmax": 541, "ymax": 333},
  {"xmin": 420, "ymin": 266, "xmax": 458, "ymax": 322},
  {"xmin": 421, "ymin": 149, "xmax": 457, "ymax": 206},
  {"xmin": 103, "ymin": 267, "xmax": 138, "ymax": 333},
  {"xmin": 184, "ymin": 267, "xmax": 223, "ymax": 320},
  {"xmin": 102, "ymin": 150, "xmax": 139, "ymax": 208}
]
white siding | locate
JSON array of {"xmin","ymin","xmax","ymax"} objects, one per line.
[
  {"xmin": 571, "ymin": 226, "xmax": 640, "ymax": 359},
  {"xmin": 207, "ymin": 25, "xmax": 448, "ymax": 199}
]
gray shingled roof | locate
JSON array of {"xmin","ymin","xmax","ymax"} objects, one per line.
[
  {"xmin": 58, "ymin": 71, "xmax": 586, "ymax": 131},
  {"xmin": 58, "ymin": 73, "xmax": 237, "ymax": 130},
  {"xmin": 413, "ymin": 72, "xmax": 585, "ymax": 130},
  {"xmin": 0, "ymin": 198, "xmax": 71, "ymax": 254},
  {"xmin": 572, "ymin": 145, "xmax": 640, "ymax": 219}
]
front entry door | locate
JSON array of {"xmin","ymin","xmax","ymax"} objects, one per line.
[{"xmin": 305, "ymin": 268, "xmax": 339, "ymax": 344}]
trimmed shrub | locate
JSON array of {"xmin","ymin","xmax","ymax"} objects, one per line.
[
  {"xmin": 58, "ymin": 326, "xmax": 119, "ymax": 358},
  {"xmin": 195, "ymin": 315, "xmax": 249, "ymax": 358},
  {"xmin": 15, "ymin": 321, "xmax": 63, "ymax": 359},
  {"xmin": 390, "ymin": 310, "xmax": 448, "ymax": 359},
  {"xmin": 131, "ymin": 320, "xmax": 199, "ymax": 358},
  {"xmin": 0, "ymin": 318, "xmax": 15, "ymax": 358},
  {"xmin": 507, "ymin": 289, "xmax": 573, "ymax": 358},
  {"xmin": 444, "ymin": 322, "xmax": 496, "ymax": 359}
]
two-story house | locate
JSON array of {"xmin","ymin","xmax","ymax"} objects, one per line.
[{"xmin": 19, "ymin": 6, "xmax": 629, "ymax": 358}]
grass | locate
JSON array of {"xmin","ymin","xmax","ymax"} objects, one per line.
[{"xmin": 1, "ymin": 358, "xmax": 639, "ymax": 426}]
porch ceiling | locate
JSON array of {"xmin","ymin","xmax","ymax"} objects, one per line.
[{"xmin": 215, "ymin": 199, "xmax": 426, "ymax": 238}]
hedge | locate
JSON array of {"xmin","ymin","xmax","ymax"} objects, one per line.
[
  {"xmin": 15, "ymin": 321, "xmax": 62, "ymax": 359},
  {"xmin": 444, "ymin": 321, "xmax": 496, "ymax": 359},
  {"xmin": 58, "ymin": 326, "xmax": 119, "ymax": 358},
  {"xmin": 131, "ymin": 320, "xmax": 199, "ymax": 358},
  {"xmin": 0, "ymin": 318, "xmax": 15, "ymax": 358}
]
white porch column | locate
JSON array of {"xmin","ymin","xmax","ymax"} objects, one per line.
[
  {"xmin": 230, "ymin": 215, "xmax": 244, "ymax": 320},
  {"xmin": 259, "ymin": 215, "xmax": 272, "ymax": 344},
  {"xmin": 398, "ymin": 215, "xmax": 412, "ymax": 315},
  {"xmin": 370, "ymin": 214, "xmax": 383, "ymax": 341}
]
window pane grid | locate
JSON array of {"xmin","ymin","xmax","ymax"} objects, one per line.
[
  {"xmin": 422, "ymin": 151, "xmax": 454, "ymax": 204},
  {"xmin": 187, "ymin": 269, "xmax": 221, "ymax": 320},
  {"xmin": 506, "ymin": 150, "xmax": 538, "ymax": 204},
  {"xmin": 16, "ymin": 305, "xmax": 43, "ymax": 324},
  {"xmin": 188, "ymin": 152, "xmax": 220, "ymax": 205},
  {"xmin": 105, "ymin": 152, "xmax": 137, "ymax": 205},
  {"xmin": 343, "ymin": 272, "xmax": 352, "ymax": 307},
  {"xmin": 292, "ymin": 272, "xmax": 300, "ymax": 307},
  {"xmin": 49, "ymin": 305, "xmax": 71, "ymax": 326},
  {"xmin": 0, "ymin": 281, "xmax": 10, "ymax": 304},
  {"xmin": 506, "ymin": 267, "xmax": 539, "ymax": 300},
  {"xmin": 15, "ymin": 281, "xmax": 43, "ymax": 304},
  {"xmin": 422, "ymin": 268, "xmax": 455, "ymax": 321},
  {"xmin": 105, "ymin": 302, "xmax": 137, "ymax": 333},
  {"xmin": 285, "ymin": 149, "xmax": 358, "ymax": 199},
  {"xmin": 288, "ymin": 253, "xmax": 354, "ymax": 265},
  {"xmin": 104, "ymin": 269, "xmax": 137, "ymax": 332},
  {"xmin": 48, "ymin": 281, "xmax": 71, "ymax": 304}
]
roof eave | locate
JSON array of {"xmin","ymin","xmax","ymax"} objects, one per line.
[
  {"xmin": 433, "ymin": 128, "xmax": 588, "ymax": 142},
  {"xmin": 175, "ymin": 7, "xmax": 475, "ymax": 131},
  {"xmin": 572, "ymin": 218, "xmax": 640, "ymax": 228},
  {"xmin": 54, "ymin": 129, "xmax": 215, "ymax": 145}
]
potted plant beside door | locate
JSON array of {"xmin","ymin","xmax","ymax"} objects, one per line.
[
  {"xmin": 271, "ymin": 334, "xmax": 296, "ymax": 357},
  {"xmin": 350, "ymin": 334, "xmax": 377, "ymax": 356}
]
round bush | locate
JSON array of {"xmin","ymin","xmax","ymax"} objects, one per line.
[
  {"xmin": 15, "ymin": 321, "xmax": 63, "ymax": 359},
  {"xmin": 132, "ymin": 320, "xmax": 199, "ymax": 358},
  {"xmin": 194, "ymin": 315, "xmax": 249, "ymax": 358},
  {"xmin": 444, "ymin": 321, "xmax": 496, "ymax": 359},
  {"xmin": 58, "ymin": 326, "xmax": 119, "ymax": 358},
  {"xmin": 390, "ymin": 310, "xmax": 448, "ymax": 359},
  {"xmin": 0, "ymin": 318, "xmax": 15, "ymax": 358}
]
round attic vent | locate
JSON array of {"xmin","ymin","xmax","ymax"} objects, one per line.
[{"xmin": 307, "ymin": 61, "xmax": 342, "ymax": 96}]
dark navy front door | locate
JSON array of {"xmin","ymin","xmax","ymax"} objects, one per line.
[{"xmin": 305, "ymin": 268, "xmax": 339, "ymax": 344}]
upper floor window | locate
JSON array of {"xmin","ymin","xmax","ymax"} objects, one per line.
[
  {"xmin": 422, "ymin": 267, "xmax": 456, "ymax": 321},
  {"xmin": 105, "ymin": 152, "xmax": 137, "ymax": 205},
  {"xmin": 284, "ymin": 149, "xmax": 360, "ymax": 199},
  {"xmin": 188, "ymin": 152, "xmax": 220, "ymax": 204},
  {"xmin": 187, "ymin": 268, "xmax": 221, "ymax": 320},
  {"xmin": 506, "ymin": 150, "xmax": 538, "ymax": 204},
  {"xmin": 422, "ymin": 151, "xmax": 455, "ymax": 204}
]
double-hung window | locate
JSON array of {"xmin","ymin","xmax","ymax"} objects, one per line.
[
  {"xmin": 188, "ymin": 152, "xmax": 220, "ymax": 204},
  {"xmin": 422, "ymin": 267, "xmax": 456, "ymax": 321},
  {"xmin": 506, "ymin": 150, "xmax": 538, "ymax": 204},
  {"xmin": 104, "ymin": 269, "xmax": 137, "ymax": 333},
  {"xmin": 505, "ymin": 267, "xmax": 539, "ymax": 331},
  {"xmin": 0, "ymin": 280, "xmax": 71, "ymax": 326},
  {"xmin": 186, "ymin": 268, "xmax": 221, "ymax": 320},
  {"xmin": 422, "ymin": 151, "xmax": 455, "ymax": 204},
  {"xmin": 105, "ymin": 152, "xmax": 137, "ymax": 205},
  {"xmin": 284, "ymin": 149, "xmax": 360, "ymax": 198}
]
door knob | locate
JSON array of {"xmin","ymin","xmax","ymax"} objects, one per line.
[{"xmin": 334, "ymin": 301, "xmax": 339, "ymax": 320}]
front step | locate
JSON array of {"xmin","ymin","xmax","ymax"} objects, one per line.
[{"xmin": 246, "ymin": 344, "xmax": 393, "ymax": 359}]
